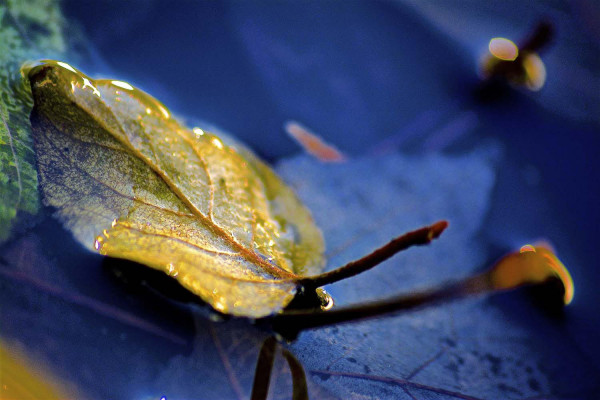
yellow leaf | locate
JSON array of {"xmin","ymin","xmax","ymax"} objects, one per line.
[{"xmin": 27, "ymin": 60, "xmax": 325, "ymax": 318}]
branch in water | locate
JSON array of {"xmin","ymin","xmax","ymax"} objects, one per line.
[
  {"xmin": 274, "ymin": 244, "xmax": 571, "ymax": 338},
  {"xmin": 298, "ymin": 220, "xmax": 448, "ymax": 288}
]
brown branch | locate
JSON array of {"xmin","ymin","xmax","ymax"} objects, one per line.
[
  {"xmin": 519, "ymin": 20, "xmax": 554, "ymax": 54},
  {"xmin": 298, "ymin": 220, "xmax": 448, "ymax": 288},
  {"xmin": 251, "ymin": 337, "xmax": 278, "ymax": 400},
  {"xmin": 281, "ymin": 349, "xmax": 309, "ymax": 400},
  {"xmin": 274, "ymin": 274, "xmax": 486, "ymax": 336},
  {"xmin": 273, "ymin": 246, "xmax": 569, "ymax": 336}
]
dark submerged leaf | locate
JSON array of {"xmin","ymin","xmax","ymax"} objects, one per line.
[{"xmin": 278, "ymin": 153, "xmax": 598, "ymax": 399}]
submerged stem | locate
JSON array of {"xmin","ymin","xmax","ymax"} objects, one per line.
[
  {"xmin": 281, "ymin": 349, "xmax": 309, "ymax": 400},
  {"xmin": 273, "ymin": 244, "xmax": 570, "ymax": 337},
  {"xmin": 298, "ymin": 220, "xmax": 448, "ymax": 288},
  {"xmin": 275, "ymin": 274, "xmax": 487, "ymax": 335},
  {"xmin": 251, "ymin": 337, "xmax": 278, "ymax": 400}
]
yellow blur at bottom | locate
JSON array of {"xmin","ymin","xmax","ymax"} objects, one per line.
[{"xmin": 0, "ymin": 340, "xmax": 74, "ymax": 400}]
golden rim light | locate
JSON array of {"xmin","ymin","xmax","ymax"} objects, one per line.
[
  {"xmin": 520, "ymin": 244, "xmax": 575, "ymax": 305},
  {"xmin": 489, "ymin": 37, "xmax": 519, "ymax": 61},
  {"xmin": 482, "ymin": 37, "xmax": 547, "ymax": 91}
]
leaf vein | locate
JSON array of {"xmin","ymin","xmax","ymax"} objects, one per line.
[
  {"xmin": 88, "ymin": 98, "xmax": 296, "ymax": 279},
  {"xmin": 40, "ymin": 132, "xmax": 203, "ymax": 259},
  {"xmin": 310, "ymin": 370, "xmax": 485, "ymax": 400},
  {"xmin": 113, "ymin": 224, "xmax": 295, "ymax": 284},
  {"xmin": 42, "ymin": 121, "xmax": 197, "ymax": 219},
  {"xmin": 1, "ymin": 105, "xmax": 23, "ymax": 212}
]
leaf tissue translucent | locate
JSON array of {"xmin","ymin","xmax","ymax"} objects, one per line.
[{"xmin": 26, "ymin": 60, "xmax": 326, "ymax": 318}]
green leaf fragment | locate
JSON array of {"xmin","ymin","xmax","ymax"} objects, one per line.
[{"xmin": 0, "ymin": 0, "xmax": 67, "ymax": 242}]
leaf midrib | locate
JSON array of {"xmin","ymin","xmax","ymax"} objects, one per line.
[
  {"xmin": 66, "ymin": 78, "xmax": 299, "ymax": 280},
  {"xmin": 40, "ymin": 108, "xmax": 298, "ymax": 285}
]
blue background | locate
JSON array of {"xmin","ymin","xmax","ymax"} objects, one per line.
[{"xmin": 2, "ymin": 1, "xmax": 599, "ymax": 399}]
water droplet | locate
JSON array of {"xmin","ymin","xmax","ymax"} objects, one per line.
[
  {"xmin": 82, "ymin": 77, "xmax": 101, "ymax": 97},
  {"xmin": 214, "ymin": 299, "xmax": 226, "ymax": 312},
  {"xmin": 317, "ymin": 288, "xmax": 334, "ymax": 311},
  {"xmin": 157, "ymin": 104, "xmax": 170, "ymax": 119},
  {"xmin": 193, "ymin": 127, "xmax": 205, "ymax": 138},
  {"xmin": 94, "ymin": 236, "xmax": 104, "ymax": 250},
  {"xmin": 56, "ymin": 61, "xmax": 77, "ymax": 73},
  {"xmin": 211, "ymin": 137, "xmax": 224, "ymax": 150},
  {"xmin": 520, "ymin": 244, "xmax": 536, "ymax": 253},
  {"xmin": 111, "ymin": 80, "xmax": 134, "ymax": 90}
]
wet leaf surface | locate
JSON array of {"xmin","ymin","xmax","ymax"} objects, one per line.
[{"xmin": 27, "ymin": 61, "xmax": 325, "ymax": 318}]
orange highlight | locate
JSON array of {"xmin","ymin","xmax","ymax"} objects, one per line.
[
  {"xmin": 491, "ymin": 243, "xmax": 574, "ymax": 305},
  {"xmin": 285, "ymin": 121, "xmax": 346, "ymax": 162}
]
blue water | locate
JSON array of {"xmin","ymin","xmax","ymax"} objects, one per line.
[{"xmin": 2, "ymin": 1, "xmax": 598, "ymax": 399}]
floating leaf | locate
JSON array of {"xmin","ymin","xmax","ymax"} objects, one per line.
[
  {"xmin": 0, "ymin": 0, "xmax": 68, "ymax": 243},
  {"xmin": 27, "ymin": 60, "xmax": 326, "ymax": 318}
]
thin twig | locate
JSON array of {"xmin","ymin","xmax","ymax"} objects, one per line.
[
  {"xmin": 282, "ymin": 349, "xmax": 309, "ymax": 400},
  {"xmin": 251, "ymin": 337, "xmax": 278, "ymax": 400},
  {"xmin": 310, "ymin": 370, "xmax": 485, "ymax": 400},
  {"xmin": 299, "ymin": 221, "xmax": 448, "ymax": 288},
  {"xmin": 209, "ymin": 324, "xmax": 245, "ymax": 400},
  {"xmin": 274, "ymin": 274, "xmax": 486, "ymax": 334}
]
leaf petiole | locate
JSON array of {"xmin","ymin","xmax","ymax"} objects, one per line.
[
  {"xmin": 251, "ymin": 337, "xmax": 277, "ymax": 400},
  {"xmin": 298, "ymin": 220, "xmax": 448, "ymax": 288},
  {"xmin": 274, "ymin": 244, "xmax": 571, "ymax": 338},
  {"xmin": 250, "ymin": 336, "xmax": 309, "ymax": 400}
]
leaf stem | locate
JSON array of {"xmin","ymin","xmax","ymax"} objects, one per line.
[
  {"xmin": 281, "ymin": 348, "xmax": 309, "ymax": 400},
  {"xmin": 298, "ymin": 220, "xmax": 448, "ymax": 288},
  {"xmin": 273, "ymin": 246, "xmax": 569, "ymax": 336},
  {"xmin": 520, "ymin": 20, "xmax": 554, "ymax": 54},
  {"xmin": 274, "ymin": 273, "xmax": 487, "ymax": 335},
  {"xmin": 251, "ymin": 337, "xmax": 277, "ymax": 400}
]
